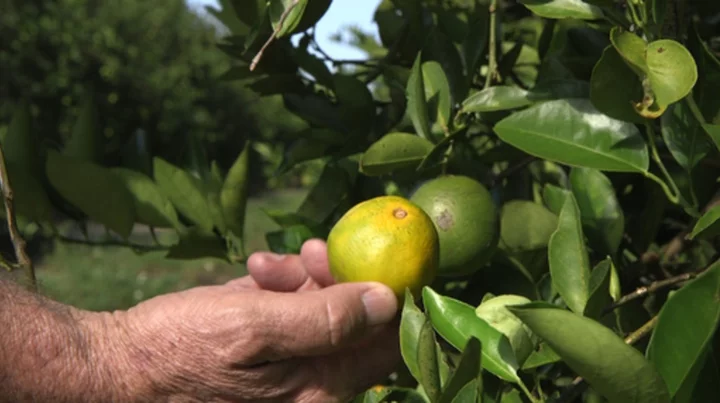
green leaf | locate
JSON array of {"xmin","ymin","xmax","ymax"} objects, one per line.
[
  {"xmin": 521, "ymin": 342, "xmax": 561, "ymax": 369},
  {"xmin": 646, "ymin": 261, "xmax": 720, "ymax": 399},
  {"xmin": 422, "ymin": 61, "xmax": 452, "ymax": 132},
  {"xmin": 400, "ymin": 289, "xmax": 427, "ymax": 384},
  {"xmin": 700, "ymin": 123, "xmax": 720, "ymax": 152},
  {"xmin": 359, "ymin": 133, "xmax": 434, "ymax": 176},
  {"xmin": 590, "ymin": 46, "xmax": 646, "ymax": 124},
  {"xmin": 2, "ymin": 100, "xmax": 41, "ymax": 176},
  {"xmin": 220, "ymin": 142, "xmax": 250, "ymax": 238},
  {"xmin": 508, "ymin": 303, "xmax": 671, "ymax": 403},
  {"xmin": 548, "ymin": 192, "xmax": 591, "ymax": 314},
  {"xmin": 520, "ymin": 0, "xmax": 604, "ymax": 20},
  {"xmin": 661, "ymin": 101, "xmax": 712, "ymax": 171},
  {"xmin": 0, "ymin": 162, "xmax": 54, "ymax": 225},
  {"xmin": 493, "ymin": 98, "xmax": 650, "ymax": 172},
  {"xmin": 294, "ymin": 42, "xmax": 334, "ymax": 88},
  {"xmin": 407, "ymin": 53, "xmax": 433, "ymax": 140},
  {"xmin": 646, "ymin": 40, "xmax": 699, "ymax": 108},
  {"xmin": 64, "ymin": 89, "xmax": 101, "ymax": 163},
  {"xmin": 206, "ymin": 188, "xmax": 227, "ymax": 235},
  {"xmin": 460, "ymin": 86, "xmax": 531, "ymax": 113},
  {"xmin": 688, "ymin": 204, "xmax": 720, "ymax": 241},
  {"xmin": 417, "ymin": 320, "xmax": 442, "ymax": 402},
  {"xmin": 166, "ymin": 228, "xmax": 228, "ymax": 261},
  {"xmin": 449, "ymin": 378, "xmax": 482, "ymax": 403},
  {"xmin": 583, "ymin": 257, "xmax": 613, "ymax": 319},
  {"xmin": 229, "ymin": 0, "xmax": 265, "ymax": 27},
  {"xmin": 610, "ymin": 28, "xmax": 649, "ymax": 76},
  {"xmin": 462, "ymin": 14, "xmax": 488, "ymax": 84},
  {"xmin": 153, "ymin": 157, "xmax": 214, "ymax": 232},
  {"xmin": 423, "ymin": 28, "xmax": 467, "ymax": 106},
  {"xmin": 265, "ymin": 224, "xmax": 326, "ymax": 255},
  {"xmin": 438, "ymin": 337, "xmax": 483, "ymax": 403},
  {"xmin": 297, "ymin": 160, "xmax": 355, "ymax": 224},
  {"xmin": 111, "ymin": 168, "xmax": 181, "ymax": 229},
  {"xmin": 542, "ymin": 184, "xmax": 571, "ymax": 216},
  {"xmin": 269, "ymin": 0, "xmax": 309, "ymax": 38},
  {"xmin": 422, "ymin": 287, "xmax": 522, "ymax": 384},
  {"xmin": 46, "ymin": 150, "xmax": 135, "ymax": 239},
  {"xmin": 333, "ymin": 74, "xmax": 376, "ymax": 134},
  {"xmin": 677, "ymin": 351, "xmax": 720, "ymax": 403},
  {"xmin": 569, "ymin": 167, "xmax": 625, "ymax": 257}
]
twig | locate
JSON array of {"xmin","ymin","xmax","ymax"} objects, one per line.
[
  {"xmin": 0, "ymin": 144, "xmax": 36, "ymax": 291},
  {"xmin": 250, "ymin": 0, "xmax": 300, "ymax": 71},
  {"xmin": 484, "ymin": 0, "xmax": 500, "ymax": 88},
  {"xmin": 601, "ymin": 269, "xmax": 703, "ymax": 316},
  {"xmin": 55, "ymin": 235, "xmax": 170, "ymax": 252},
  {"xmin": 623, "ymin": 315, "xmax": 659, "ymax": 345},
  {"xmin": 556, "ymin": 315, "xmax": 660, "ymax": 402}
]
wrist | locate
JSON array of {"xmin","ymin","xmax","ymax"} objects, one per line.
[{"xmin": 79, "ymin": 309, "xmax": 158, "ymax": 402}]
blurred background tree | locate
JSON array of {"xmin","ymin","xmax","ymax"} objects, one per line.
[
  {"xmin": 0, "ymin": 0, "xmax": 314, "ymax": 192},
  {"xmin": 0, "ymin": 0, "xmax": 322, "ymax": 310}
]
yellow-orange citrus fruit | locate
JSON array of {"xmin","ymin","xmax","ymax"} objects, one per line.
[
  {"xmin": 410, "ymin": 175, "xmax": 499, "ymax": 277},
  {"xmin": 326, "ymin": 195, "xmax": 439, "ymax": 300}
]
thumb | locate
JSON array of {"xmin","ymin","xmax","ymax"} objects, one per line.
[{"xmin": 253, "ymin": 282, "xmax": 398, "ymax": 360}]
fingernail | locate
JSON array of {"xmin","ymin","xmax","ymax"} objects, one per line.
[
  {"xmin": 267, "ymin": 253, "xmax": 286, "ymax": 261},
  {"xmin": 362, "ymin": 285, "xmax": 398, "ymax": 326}
]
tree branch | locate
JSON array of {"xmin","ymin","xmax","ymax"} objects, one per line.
[
  {"xmin": 484, "ymin": 0, "xmax": 500, "ymax": 88},
  {"xmin": 601, "ymin": 268, "xmax": 705, "ymax": 316},
  {"xmin": 0, "ymin": 143, "xmax": 36, "ymax": 291}
]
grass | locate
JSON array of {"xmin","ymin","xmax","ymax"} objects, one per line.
[{"xmin": 34, "ymin": 188, "xmax": 308, "ymax": 312}]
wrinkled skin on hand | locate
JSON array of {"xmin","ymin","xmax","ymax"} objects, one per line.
[{"xmin": 99, "ymin": 239, "xmax": 401, "ymax": 403}]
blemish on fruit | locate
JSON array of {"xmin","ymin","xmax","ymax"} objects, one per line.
[
  {"xmin": 393, "ymin": 208, "xmax": 407, "ymax": 219},
  {"xmin": 437, "ymin": 209, "xmax": 454, "ymax": 231},
  {"xmin": 657, "ymin": 47, "xmax": 664, "ymax": 53}
]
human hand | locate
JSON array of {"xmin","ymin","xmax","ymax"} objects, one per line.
[{"xmin": 92, "ymin": 239, "xmax": 401, "ymax": 403}]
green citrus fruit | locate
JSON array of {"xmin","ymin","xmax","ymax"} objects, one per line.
[
  {"xmin": 410, "ymin": 175, "xmax": 499, "ymax": 277},
  {"xmin": 326, "ymin": 195, "xmax": 439, "ymax": 300}
]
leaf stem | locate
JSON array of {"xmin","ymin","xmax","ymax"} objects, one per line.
[
  {"xmin": 484, "ymin": 0, "xmax": 500, "ymax": 88},
  {"xmin": 518, "ymin": 379, "xmax": 542, "ymax": 403},
  {"xmin": 0, "ymin": 143, "xmax": 36, "ymax": 291},
  {"xmin": 643, "ymin": 123, "xmax": 681, "ymax": 205},
  {"xmin": 626, "ymin": 0, "xmax": 644, "ymax": 31},
  {"xmin": 685, "ymin": 93, "xmax": 707, "ymax": 125}
]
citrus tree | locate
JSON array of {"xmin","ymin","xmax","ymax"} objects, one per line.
[{"xmin": 1, "ymin": 0, "xmax": 720, "ymax": 402}]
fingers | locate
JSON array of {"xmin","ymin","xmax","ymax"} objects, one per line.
[
  {"xmin": 245, "ymin": 239, "xmax": 333, "ymax": 292},
  {"xmin": 253, "ymin": 281, "xmax": 398, "ymax": 361},
  {"xmin": 243, "ymin": 326, "xmax": 401, "ymax": 403},
  {"xmin": 224, "ymin": 276, "xmax": 259, "ymax": 290},
  {"xmin": 246, "ymin": 252, "xmax": 311, "ymax": 292},
  {"xmin": 300, "ymin": 239, "xmax": 335, "ymax": 288},
  {"xmin": 298, "ymin": 325, "xmax": 402, "ymax": 403}
]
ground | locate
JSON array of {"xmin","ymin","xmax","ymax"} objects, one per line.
[{"xmin": 34, "ymin": 188, "xmax": 307, "ymax": 312}]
